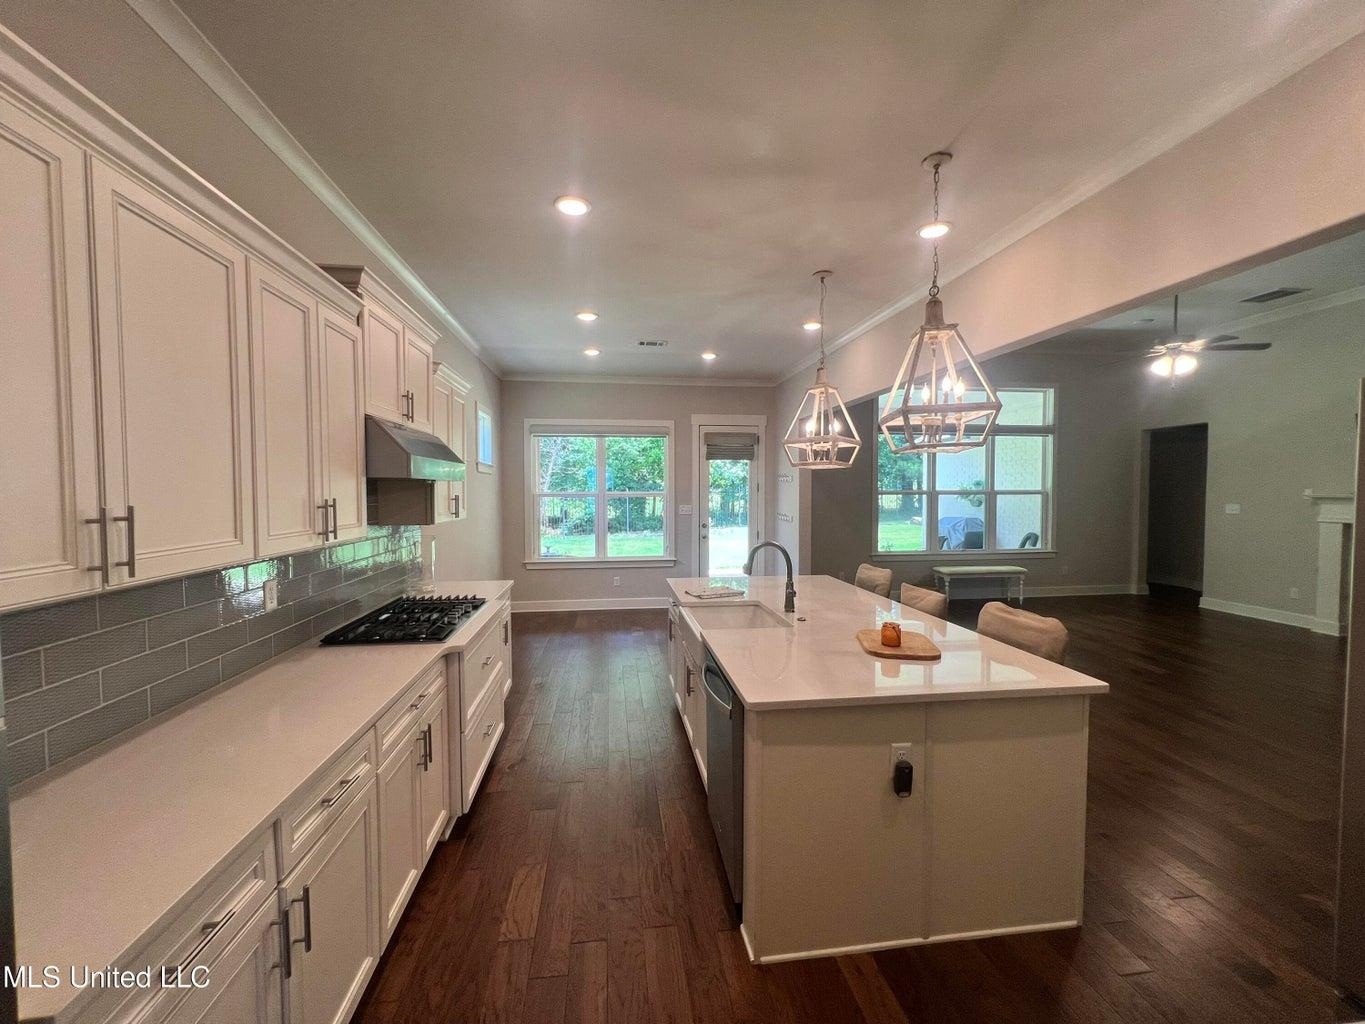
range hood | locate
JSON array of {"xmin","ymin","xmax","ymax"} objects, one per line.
[{"xmin": 365, "ymin": 416, "xmax": 464, "ymax": 481}]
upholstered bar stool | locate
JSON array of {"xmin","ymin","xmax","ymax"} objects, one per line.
[
  {"xmin": 976, "ymin": 601, "xmax": 1069, "ymax": 664},
  {"xmin": 899, "ymin": 582, "xmax": 949, "ymax": 619},
  {"xmin": 854, "ymin": 563, "xmax": 893, "ymax": 597}
]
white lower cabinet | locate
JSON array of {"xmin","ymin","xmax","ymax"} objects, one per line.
[
  {"xmin": 418, "ymin": 689, "xmax": 451, "ymax": 856},
  {"xmin": 281, "ymin": 779, "xmax": 379, "ymax": 1024},
  {"xmin": 163, "ymin": 897, "xmax": 284, "ymax": 1024},
  {"xmin": 377, "ymin": 723, "xmax": 423, "ymax": 943}
]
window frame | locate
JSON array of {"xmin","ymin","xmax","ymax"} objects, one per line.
[
  {"xmin": 523, "ymin": 419, "xmax": 676, "ymax": 567},
  {"xmin": 874, "ymin": 387, "xmax": 1056, "ymax": 559}
]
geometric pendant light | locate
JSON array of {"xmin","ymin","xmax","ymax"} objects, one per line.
[
  {"xmin": 878, "ymin": 153, "xmax": 1001, "ymax": 454},
  {"xmin": 783, "ymin": 270, "xmax": 862, "ymax": 469}
]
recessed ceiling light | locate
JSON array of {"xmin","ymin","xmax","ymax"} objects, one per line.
[
  {"xmin": 554, "ymin": 195, "xmax": 591, "ymax": 216},
  {"xmin": 802, "ymin": 320, "xmax": 821, "ymax": 332},
  {"xmin": 583, "ymin": 347, "xmax": 600, "ymax": 357},
  {"xmin": 575, "ymin": 311, "xmax": 598, "ymax": 322},
  {"xmin": 701, "ymin": 351, "xmax": 717, "ymax": 361},
  {"xmin": 917, "ymin": 220, "xmax": 952, "ymax": 240}
]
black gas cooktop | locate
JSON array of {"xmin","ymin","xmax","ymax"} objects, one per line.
[{"xmin": 320, "ymin": 594, "xmax": 487, "ymax": 645}]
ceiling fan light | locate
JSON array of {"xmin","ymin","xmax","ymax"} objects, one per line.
[
  {"xmin": 1173, "ymin": 353, "xmax": 1199, "ymax": 376},
  {"xmin": 1150, "ymin": 355, "xmax": 1174, "ymax": 377},
  {"xmin": 918, "ymin": 220, "xmax": 952, "ymax": 240}
]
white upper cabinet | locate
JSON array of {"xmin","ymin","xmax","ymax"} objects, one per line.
[
  {"xmin": 432, "ymin": 366, "xmax": 469, "ymax": 522},
  {"xmin": 318, "ymin": 306, "xmax": 368, "ymax": 542},
  {"xmin": 0, "ymin": 94, "xmax": 101, "ymax": 609},
  {"xmin": 249, "ymin": 261, "xmax": 325, "ymax": 556},
  {"xmin": 322, "ymin": 266, "xmax": 441, "ymax": 432},
  {"xmin": 89, "ymin": 158, "xmax": 255, "ymax": 586}
]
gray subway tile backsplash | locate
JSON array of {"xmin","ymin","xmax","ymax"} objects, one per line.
[{"xmin": 3, "ymin": 526, "xmax": 419, "ymax": 785}]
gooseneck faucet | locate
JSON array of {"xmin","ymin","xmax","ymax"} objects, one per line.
[{"xmin": 743, "ymin": 541, "xmax": 796, "ymax": 613}]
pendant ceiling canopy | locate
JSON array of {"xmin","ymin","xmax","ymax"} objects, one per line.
[
  {"xmin": 783, "ymin": 270, "xmax": 861, "ymax": 470},
  {"xmin": 878, "ymin": 153, "xmax": 1001, "ymax": 454}
]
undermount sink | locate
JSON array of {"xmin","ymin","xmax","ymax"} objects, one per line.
[{"xmin": 687, "ymin": 602, "xmax": 793, "ymax": 630}]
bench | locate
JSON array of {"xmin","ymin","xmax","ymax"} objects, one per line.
[{"xmin": 931, "ymin": 565, "xmax": 1029, "ymax": 605}]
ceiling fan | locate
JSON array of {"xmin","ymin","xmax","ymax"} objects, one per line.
[{"xmin": 1145, "ymin": 294, "xmax": 1270, "ymax": 377}]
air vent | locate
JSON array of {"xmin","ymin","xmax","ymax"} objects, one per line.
[
  {"xmin": 1241, "ymin": 287, "xmax": 1309, "ymax": 304},
  {"xmin": 637, "ymin": 339, "xmax": 669, "ymax": 348}
]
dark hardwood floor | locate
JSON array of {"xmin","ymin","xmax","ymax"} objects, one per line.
[{"xmin": 353, "ymin": 595, "xmax": 1356, "ymax": 1024}]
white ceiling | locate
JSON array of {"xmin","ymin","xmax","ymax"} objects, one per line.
[
  {"xmin": 1029, "ymin": 228, "xmax": 1365, "ymax": 358},
  {"xmin": 169, "ymin": 0, "xmax": 1365, "ymax": 381}
]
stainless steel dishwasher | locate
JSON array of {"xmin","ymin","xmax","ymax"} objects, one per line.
[{"xmin": 702, "ymin": 645, "xmax": 743, "ymax": 908}]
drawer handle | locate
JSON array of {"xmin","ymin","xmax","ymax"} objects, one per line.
[
  {"xmin": 483, "ymin": 721, "xmax": 496, "ymax": 738},
  {"xmin": 320, "ymin": 774, "xmax": 360, "ymax": 808},
  {"xmin": 408, "ymin": 690, "xmax": 429, "ymax": 710},
  {"xmin": 169, "ymin": 906, "xmax": 237, "ymax": 974},
  {"xmin": 290, "ymin": 886, "xmax": 312, "ymax": 953},
  {"xmin": 481, "ymin": 655, "xmax": 494, "ymax": 668}
]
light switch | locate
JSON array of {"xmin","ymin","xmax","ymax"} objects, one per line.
[{"xmin": 1224, "ymin": 503, "xmax": 1241, "ymax": 515}]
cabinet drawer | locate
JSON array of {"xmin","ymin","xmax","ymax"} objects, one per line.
[
  {"xmin": 459, "ymin": 611, "xmax": 506, "ymax": 729},
  {"xmin": 95, "ymin": 830, "xmax": 277, "ymax": 1024},
  {"xmin": 376, "ymin": 660, "xmax": 444, "ymax": 760},
  {"xmin": 460, "ymin": 680, "xmax": 504, "ymax": 810},
  {"xmin": 276, "ymin": 730, "xmax": 376, "ymax": 875}
]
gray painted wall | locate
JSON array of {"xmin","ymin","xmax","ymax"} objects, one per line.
[
  {"xmin": 0, "ymin": 0, "xmax": 502, "ymax": 584},
  {"xmin": 500, "ymin": 381, "xmax": 777, "ymax": 605}
]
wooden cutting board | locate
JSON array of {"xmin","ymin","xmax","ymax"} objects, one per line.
[{"xmin": 856, "ymin": 628, "xmax": 942, "ymax": 661}]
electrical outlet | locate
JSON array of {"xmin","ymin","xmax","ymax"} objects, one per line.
[
  {"xmin": 1224, "ymin": 503, "xmax": 1242, "ymax": 515},
  {"xmin": 263, "ymin": 578, "xmax": 279, "ymax": 612},
  {"xmin": 612, "ymin": 576, "xmax": 621, "ymax": 587},
  {"xmin": 1289, "ymin": 587, "xmax": 1300, "ymax": 599}
]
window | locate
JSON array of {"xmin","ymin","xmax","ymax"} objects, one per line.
[
  {"xmin": 528, "ymin": 423, "xmax": 672, "ymax": 562},
  {"xmin": 875, "ymin": 388, "xmax": 1054, "ymax": 554},
  {"xmin": 476, "ymin": 403, "xmax": 494, "ymax": 473}
]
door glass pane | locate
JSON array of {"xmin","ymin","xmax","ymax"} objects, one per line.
[
  {"xmin": 538, "ymin": 496, "xmax": 596, "ymax": 558},
  {"xmin": 877, "ymin": 493, "xmax": 926, "ymax": 552},
  {"xmin": 995, "ymin": 494, "xmax": 1043, "ymax": 549},
  {"xmin": 605, "ymin": 435, "xmax": 666, "ymax": 491},
  {"xmin": 607, "ymin": 496, "xmax": 665, "ymax": 557},
  {"xmin": 537, "ymin": 436, "xmax": 596, "ymax": 492},
  {"xmin": 707, "ymin": 458, "xmax": 750, "ymax": 575},
  {"xmin": 935, "ymin": 446, "xmax": 986, "ymax": 491},
  {"xmin": 935, "ymin": 494, "xmax": 986, "ymax": 550},
  {"xmin": 994, "ymin": 435, "xmax": 1047, "ymax": 490}
]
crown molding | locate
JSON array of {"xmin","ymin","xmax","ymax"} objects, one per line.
[
  {"xmin": 780, "ymin": 21, "xmax": 1365, "ymax": 386},
  {"xmin": 502, "ymin": 373, "xmax": 776, "ymax": 389},
  {"xmin": 125, "ymin": 0, "xmax": 490, "ymax": 367}
]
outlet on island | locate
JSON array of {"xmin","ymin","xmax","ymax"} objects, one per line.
[{"xmin": 612, "ymin": 576, "xmax": 621, "ymax": 587}]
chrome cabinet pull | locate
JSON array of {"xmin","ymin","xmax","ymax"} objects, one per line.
[
  {"xmin": 317, "ymin": 501, "xmax": 331, "ymax": 539},
  {"xmin": 328, "ymin": 497, "xmax": 339, "ymax": 539},
  {"xmin": 85, "ymin": 507, "xmax": 110, "ymax": 584},
  {"xmin": 415, "ymin": 729, "xmax": 428, "ymax": 769},
  {"xmin": 483, "ymin": 721, "xmax": 495, "ymax": 738},
  {"xmin": 289, "ymin": 887, "xmax": 312, "ymax": 953},
  {"xmin": 168, "ymin": 906, "xmax": 236, "ymax": 975},
  {"xmin": 450, "ymin": 493, "xmax": 460, "ymax": 517},
  {"xmin": 278, "ymin": 904, "xmax": 292, "ymax": 978},
  {"xmin": 684, "ymin": 664, "xmax": 694, "ymax": 697},
  {"xmin": 319, "ymin": 773, "xmax": 359, "ymax": 808},
  {"xmin": 668, "ymin": 617, "xmax": 674, "ymax": 641},
  {"xmin": 481, "ymin": 654, "xmax": 494, "ymax": 668},
  {"xmin": 110, "ymin": 505, "xmax": 135, "ymax": 577},
  {"xmin": 503, "ymin": 619, "xmax": 509, "ymax": 646},
  {"xmin": 423, "ymin": 723, "xmax": 433, "ymax": 771}
]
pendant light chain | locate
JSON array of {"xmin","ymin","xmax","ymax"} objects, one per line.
[
  {"xmin": 928, "ymin": 161, "xmax": 941, "ymax": 299},
  {"xmin": 816, "ymin": 270, "xmax": 829, "ymax": 368}
]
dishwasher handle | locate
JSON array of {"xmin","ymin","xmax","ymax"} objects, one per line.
[{"xmin": 701, "ymin": 664, "xmax": 734, "ymax": 716}]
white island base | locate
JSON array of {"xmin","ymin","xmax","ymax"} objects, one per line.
[
  {"xmin": 668, "ymin": 575, "xmax": 1104, "ymax": 964},
  {"xmin": 740, "ymin": 693, "xmax": 1089, "ymax": 962}
]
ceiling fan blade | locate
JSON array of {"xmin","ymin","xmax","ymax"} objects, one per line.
[
  {"xmin": 1205, "ymin": 334, "xmax": 1240, "ymax": 345},
  {"xmin": 1205, "ymin": 342, "xmax": 1271, "ymax": 351}
]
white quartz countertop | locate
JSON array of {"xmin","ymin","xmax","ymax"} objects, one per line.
[
  {"xmin": 10, "ymin": 580, "xmax": 512, "ymax": 1024},
  {"xmin": 669, "ymin": 575, "xmax": 1108, "ymax": 710}
]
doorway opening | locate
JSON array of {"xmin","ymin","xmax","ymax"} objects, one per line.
[
  {"xmin": 1144, "ymin": 423, "xmax": 1209, "ymax": 601},
  {"xmin": 695, "ymin": 423, "xmax": 764, "ymax": 577}
]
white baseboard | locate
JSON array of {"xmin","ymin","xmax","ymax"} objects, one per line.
[
  {"xmin": 512, "ymin": 597, "xmax": 670, "ymax": 613},
  {"xmin": 1198, "ymin": 596, "xmax": 1341, "ymax": 634},
  {"xmin": 1027, "ymin": 583, "xmax": 1144, "ymax": 597}
]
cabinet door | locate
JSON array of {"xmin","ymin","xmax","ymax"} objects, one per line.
[
  {"xmin": 318, "ymin": 306, "xmax": 367, "ymax": 541},
  {"xmin": 418, "ymin": 689, "xmax": 451, "ymax": 857},
  {"xmin": 685, "ymin": 656, "xmax": 707, "ymax": 787},
  {"xmin": 249, "ymin": 261, "xmax": 323, "ymax": 557},
  {"xmin": 284, "ymin": 779, "xmax": 379, "ymax": 1024},
  {"xmin": 403, "ymin": 331, "xmax": 434, "ymax": 433},
  {"xmin": 90, "ymin": 159, "xmax": 255, "ymax": 584},
  {"xmin": 363, "ymin": 303, "xmax": 405, "ymax": 423},
  {"xmin": 376, "ymin": 727, "xmax": 421, "ymax": 942},
  {"xmin": 0, "ymin": 96, "xmax": 102, "ymax": 609},
  {"xmin": 449, "ymin": 392, "xmax": 467, "ymax": 519},
  {"xmin": 431, "ymin": 376, "xmax": 455, "ymax": 523},
  {"xmin": 165, "ymin": 897, "xmax": 284, "ymax": 1024}
]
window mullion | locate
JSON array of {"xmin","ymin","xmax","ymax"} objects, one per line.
[{"xmin": 596, "ymin": 438, "xmax": 608, "ymax": 558}]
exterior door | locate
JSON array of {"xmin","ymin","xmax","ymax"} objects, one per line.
[
  {"xmin": 249, "ymin": 261, "xmax": 323, "ymax": 556},
  {"xmin": 697, "ymin": 427, "xmax": 761, "ymax": 577},
  {"xmin": 90, "ymin": 158, "xmax": 255, "ymax": 584},
  {"xmin": 0, "ymin": 94, "xmax": 101, "ymax": 609},
  {"xmin": 318, "ymin": 306, "xmax": 367, "ymax": 541}
]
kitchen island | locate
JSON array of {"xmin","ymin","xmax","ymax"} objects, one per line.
[{"xmin": 668, "ymin": 574, "xmax": 1108, "ymax": 964}]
